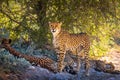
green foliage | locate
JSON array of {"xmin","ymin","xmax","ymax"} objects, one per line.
[
  {"xmin": 0, "ymin": 41, "xmax": 57, "ymax": 73},
  {"xmin": 0, "ymin": 48, "xmax": 30, "ymax": 73},
  {"xmin": 0, "ymin": 0, "xmax": 120, "ymax": 57}
]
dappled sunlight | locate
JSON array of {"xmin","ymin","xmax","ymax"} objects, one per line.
[
  {"xmin": 0, "ymin": 0, "xmax": 120, "ymax": 80},
  {"xmin": 100, "ymin": 49, "xmax": 120, "ymax": 71}
]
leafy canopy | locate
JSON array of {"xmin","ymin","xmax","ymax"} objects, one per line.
[{"xmin": 0, "ymin": 0, "xmax": 120, "ymax": 57}]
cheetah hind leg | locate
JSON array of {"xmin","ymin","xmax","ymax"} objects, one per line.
[
  {"xmin": 75, "ymin": 49, "xmax": 90, "ymax": 77},
  {"xmin": 84, "ymin": 51, "xmax": 90, "ymax": 76},
  {"xmin": 57, "ymin": 53, "xmax": 66, "ymax": 72}
]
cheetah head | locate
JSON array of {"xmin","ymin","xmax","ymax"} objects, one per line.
[
  {"xmin": 0, "ymin": 38, "xmax": 11, "ymax": 48},
  {"xmin": 1, "ymin": 38, "xmax": 11, "ymax": 45},
  {"xmin": 49, "ymin": 22, "xmax": 62, "ymax": 35}
]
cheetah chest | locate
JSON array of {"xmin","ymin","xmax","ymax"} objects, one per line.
[{"xmin": 53, "ymin": 38, "xmax": 62, "ymax": 48}]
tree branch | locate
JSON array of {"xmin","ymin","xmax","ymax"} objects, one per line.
[{"xmin": 0, "ymin": 9, "xmax": 21, "ymax": 24}]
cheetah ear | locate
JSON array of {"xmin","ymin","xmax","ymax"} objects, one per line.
[
  {"xmin": 59, "ymin": 22, "xmax": 62, "ymax": 26},
  {"xmin": 48, "ymin": 22, "xmax": 51, "ymax": 25},
  {"xmin": 8, "ymin": 39, "xmax": 12, "ymax": 44}
]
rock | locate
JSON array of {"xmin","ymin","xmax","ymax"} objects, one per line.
[
  {"xmin": 49, "ymin": 72, "xmax": 75, "ymax": 80},
  {"xmin": 22, "ymin": 66, "xmax": 54, "ymax": 80},
  {"xmin": 107, "ymin": 77, "xmax": 116, "ymax": 80},
  {"xmin": 21, "ymin": 66, "xmax": 76, "ymax": 80}
]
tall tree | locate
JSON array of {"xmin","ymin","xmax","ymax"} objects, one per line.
[{"xmin": 0, "ymin": 0, "xmax": 120, "ymax": 56}]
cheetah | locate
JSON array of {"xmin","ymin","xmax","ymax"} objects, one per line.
[{"xmin": 49, "ymin": 22, "xmax": 90, "ymax": 76}]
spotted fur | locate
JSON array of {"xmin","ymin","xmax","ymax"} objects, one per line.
[
  {"xmin": 93, "ymin": 60, "xmax": 116, "ymax": 73},
  {"xmin": 49, "ymin": 22, "xmax": 90, "ymax": 75},
  {"xmin": 0, "ymin": 38, "xmax": 57, "ymax": 72}
]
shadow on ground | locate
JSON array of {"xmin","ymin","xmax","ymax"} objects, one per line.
[{"xmin": 0, "ymin": 65, "xmax": 120, "ymax": 80}]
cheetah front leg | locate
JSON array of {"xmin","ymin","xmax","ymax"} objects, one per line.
[
  {"xmin": 56, "ymin": 47, "xmax": 66, "ymax": 72},
  {"xmin": 57, "ymin": 53, "xmax": 65, "ymax": 72},
  {"xmin": 84, "ymin": 48, "xmax": 90, "ymax": 76}
]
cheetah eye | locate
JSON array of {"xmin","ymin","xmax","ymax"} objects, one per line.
[{"xmin": 50, "ymin": 25, "xmax": 53, "ymax": 27}]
